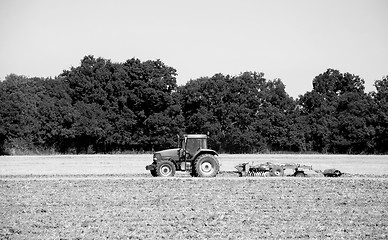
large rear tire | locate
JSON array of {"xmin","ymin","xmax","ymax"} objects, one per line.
[
  {"xmin": 155, "ymin": 160, "xmax": 176, "ymax": 177},
  {"xmin": 194, "ymin": 154, "xmax": 219, "ymax": 177}
]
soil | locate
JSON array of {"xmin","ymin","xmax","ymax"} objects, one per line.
[{"xmin": 1, "ymin": 174, "xmax": 387, "ymax": 239}]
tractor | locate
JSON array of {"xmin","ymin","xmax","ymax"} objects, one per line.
[{"xmin": 145, "ymin": 134, "xmax": 220, "ymax": 177}]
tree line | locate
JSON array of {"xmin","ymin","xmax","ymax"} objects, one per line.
[{"xmin": 0, "ymin": 56, "xmax": 387, "ymax": 155}]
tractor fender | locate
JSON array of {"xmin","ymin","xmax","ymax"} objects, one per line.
[{"xmin": 192, "ymin": 149, "xmax": 218, "ymax": 161}]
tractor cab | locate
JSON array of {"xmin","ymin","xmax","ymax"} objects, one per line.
[{"xmin": 179, "ymin": 134, "xmax": 208, "ymax": 161}]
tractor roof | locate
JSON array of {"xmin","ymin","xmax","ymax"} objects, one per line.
[{"xmin": 184, "ymin": 134, "xmax": 208, "ymax": 139}]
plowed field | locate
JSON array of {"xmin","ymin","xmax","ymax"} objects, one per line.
[
  {"xmin": 1, "ymin": 177, "xmax": 388, "ymax": 239},
  {"xmin": 1, "ymin": 154, "xmax": 387, "ymax": 239}
]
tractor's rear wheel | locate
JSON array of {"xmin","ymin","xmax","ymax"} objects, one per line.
[
  {"xmin": 194, "ymin": 154, "xmax": 219, "ymax": 177},
  {"xmin": 270, "ymin": 166, "xmax": 284, "ymax": 177},
  {"xmin": 155, "ymin": 160, "xmax": 176, "ymax": 177}
]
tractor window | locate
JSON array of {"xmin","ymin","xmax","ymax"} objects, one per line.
[{"xmin": 186, "ymin": 138, "xmax": 206, "ymax": 154}]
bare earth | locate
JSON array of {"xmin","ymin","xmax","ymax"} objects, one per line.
[{"xmin": 1, "ymin": 154, "xmax": 387, "ymax": 239}]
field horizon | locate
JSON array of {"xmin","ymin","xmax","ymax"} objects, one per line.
[{"xmin": 1, "ymin": 154, "xmax": 387, "ymax": 176}]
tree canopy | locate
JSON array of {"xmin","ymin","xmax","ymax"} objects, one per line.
[{"xmin": 0, "ymin": 58, "xmax": 386, "ymax": 154}]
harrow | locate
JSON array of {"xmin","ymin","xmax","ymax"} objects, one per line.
[
  {"xmin": 235, "ymin": 161, "xmax": 343, "ymax": 177},
  {"xmin": 235, "ymin": 161, "xmax": 313, "ymax": 177}
]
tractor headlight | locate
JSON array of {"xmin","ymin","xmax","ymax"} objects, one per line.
[{"xmin": 153, "ymin": 153, "xmax": 161, "ymax": 161}]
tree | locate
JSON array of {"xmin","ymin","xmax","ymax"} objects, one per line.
[
  {"xmin": 122, "ymin": 58, "xmax": 182, "ymax": 151},
  {"xmin": 60, "ymin": 56, "xmax": 182, "ymax": 152},
  {"xmin": 0, "ymin": 74, "xmax": 43, "ymax": 153},
  {"xmin": 179, "ymin": 72, "xmax": 297, "ymax": 153},
  {"xmin": 299, "ymin": 69, "xmax": 374, "ymax": 153},
  {"xmin": 373, "ymin": 75, "xmax": 388, "ymax": 153}
]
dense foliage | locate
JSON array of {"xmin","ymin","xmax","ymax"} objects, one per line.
[{"xmin": 0, "ymin": 56, "xmax": 387, "ymax": 154}]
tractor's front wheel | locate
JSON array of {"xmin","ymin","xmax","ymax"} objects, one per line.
[
  {"xmin": 155, "ymin": 160, "xmax": 176, "ymax": 177},
  {"xmin": 194, "ymin": 154, "xmax": 219, "ymax": 177},
  {"xmin": 150, "ymin": 169, "xmax": 158, "ymax": 177}
]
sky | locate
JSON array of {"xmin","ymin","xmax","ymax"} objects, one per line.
[{"xmin": 0, "ymin": 0, "xmax": 387, "ymax": 98}]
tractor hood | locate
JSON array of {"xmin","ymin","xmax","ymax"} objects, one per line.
[{"xmin": 153, "ymin": 148, "xmax": 180, "ymax": 160}]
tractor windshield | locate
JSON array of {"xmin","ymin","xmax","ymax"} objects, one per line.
[{"xmin": 186, "ymin": 138, "xmax": 207, "ymax": 154}]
